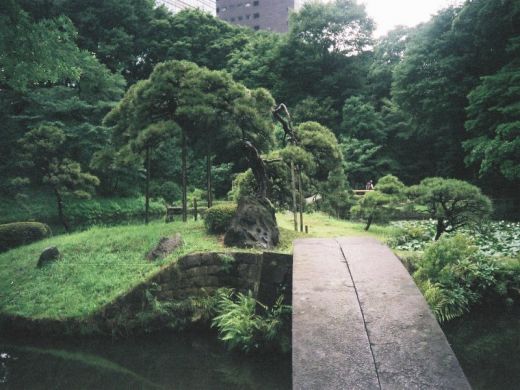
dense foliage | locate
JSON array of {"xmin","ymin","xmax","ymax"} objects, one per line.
[
  {"xmin": 204, "ymin": 204, "xmax": 237, "ymax": 234},
  {"xmin": 2, "ymin": 0, "xmax": 519, "ymax": 216},
  {"xmin": 412, "ymin": 234, "xmax": 519, "ymax": 322}
]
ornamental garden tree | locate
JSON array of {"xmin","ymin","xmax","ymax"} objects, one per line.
[
  {"xmin": 104, "ymin": 60, "xmax": 275, "ymax": 223},
  {"xmin": 351, "ymin": 175, "xmax": 407, "ymax": 231},
  {"xmin": 18, "ymin": 124, "xmax": 99, "ymax": 232},
  {"xmin": 410, "ymin": 178, "xmax": 493, "ymax": 240}
]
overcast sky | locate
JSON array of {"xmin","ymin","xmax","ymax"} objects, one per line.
[{"xmin": 359, "ymin": 0, "xmax": 464, "ymax": 37}]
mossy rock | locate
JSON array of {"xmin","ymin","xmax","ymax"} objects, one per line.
[
  {"xmin": 0, "ymin": 222, "xmax": 52, "ymax": 253},
  {"xmin": 224, "ymin": 197, "xmax": 279, "ymax": 249}
]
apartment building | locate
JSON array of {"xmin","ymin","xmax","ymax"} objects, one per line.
[
  {"xmin": 156, "ymin": 0, "xmax": 216, "ymax": 16},
  {"xmin": 216, "ymin": 0, "xmax": 306, "ymax": 32}
]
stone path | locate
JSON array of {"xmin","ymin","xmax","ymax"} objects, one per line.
[{"xmin": 292, "ymin": 237, "xmax": 471, "ymax": 390}]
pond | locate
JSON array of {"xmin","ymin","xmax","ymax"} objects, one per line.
[
  {"xmin": 0, "ymin": 331, "xmax": 291, "ymax": 389},
  {"xmin": 443, "ymin": 306, "xmax": 520, "ymax": 390}
]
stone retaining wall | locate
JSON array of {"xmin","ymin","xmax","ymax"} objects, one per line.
[{"xmin": 1, "ymin": 251, "xmax": 292, "ymax": 336}]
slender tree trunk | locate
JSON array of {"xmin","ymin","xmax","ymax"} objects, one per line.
[
  {"xmin": 365, "ymin": 214, "xmax": 373, "ymax": 231},
  {"xmin": 145, "ymin": 146, "xmax": 150, "ymax": 224},
  {"xmin": 194, "ymin": 198, "xmax": 198, "ymax": 221},
  {"xmin": 297, "ymin": 167, "xmax": 304, "ymax": 232},
  {"xmin": 206, "ymin": 152, "xmax": 213, "ymax": 208},
  {"xmin": 290, "ymin": 162, "xmax": 298, "ymax": 232},
  {"xmin": 181, "ymin": 130, "xmax": 187, "ymax": 222},
  {"xmin": 54, "ymin": 188, "xmax": 70, "ymax": 233},
  {"xmin": 435, "ymin": 219, "xmax": 445, "ymax": 240}
]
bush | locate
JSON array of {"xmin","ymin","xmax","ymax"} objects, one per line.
[
  {"xmin": 0, "ymin": 222, "xmax": 51, "ymax": 252},
  {"xmin": 204, "ymin": 203, "xmax": 237, "ymax": 234},
  {"xmin": 414, "ymin": 234, "xmax": 499, "ymax": 322},
  {"xmin": 211, "ymin": 289, "xmax": 291, "ymax": 353}
]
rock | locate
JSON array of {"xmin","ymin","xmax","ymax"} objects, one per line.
[
  {"xmin": 37, "ymin": 246, "xmax": 60, "ymax": 268},
  {"xmin": 147, "ymin": 234, "xmax": 183, "ymax": 261},
  {"xmin": 224, "ymin": 196, "xmax": 280, "ymax": 249}
]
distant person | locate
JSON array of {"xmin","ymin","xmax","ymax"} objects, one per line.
[{"xmin": 365, "ymin": 180, "xmax": 374, "ymax": 190}]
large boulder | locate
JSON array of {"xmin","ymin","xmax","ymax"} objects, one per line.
[
  {"xmin": 224, "ymin": 197, "xmax": 279, "ymax": 249},
  {"xmin": 147, "ymin": 233, "xmax": 183, "ymax": 261},
  {"xmin": 37, "ymin": 246, "xmax": 60, "ymax": 268}
]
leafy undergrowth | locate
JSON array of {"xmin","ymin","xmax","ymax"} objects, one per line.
[
  {"xmin": 0, "ymin": 220, "xmax": 223, "ymax": 319},
  {"xmin": 390, "ymin": 220, "xmax": 520, "ymax": 257},
  {"xmin": 0, "ymin": 191, "xmax": 165, "ymax": 232}
]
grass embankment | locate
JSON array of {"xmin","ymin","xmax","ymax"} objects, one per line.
[
  {"xmin": 0, "ymin": 212, "xmax": 391, "ymax": 321},
  {"xmin": 0, "ymin": 220, "xmax": 223, "ymax": 319}
]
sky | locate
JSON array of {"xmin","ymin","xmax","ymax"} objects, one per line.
[{"xmin": 359, "ymin": 0, "xmax": 464, "ymax": 37}]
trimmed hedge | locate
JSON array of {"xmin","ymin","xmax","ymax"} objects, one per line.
[
  {"xmin": 0, "ymin": 222, "xmax": 51, "ymax": 253},
  {"xmin": 204, "ymin": 204, "xmax": 237, "ymax": 234},
  {"xmin": 0, "ymin": 194, "xmax": 165, "ymax": 231}
]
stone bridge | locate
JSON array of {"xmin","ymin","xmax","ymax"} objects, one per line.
[{"xmin": 292, "ymin": 237, "xmax": 471, "ymax": 389}]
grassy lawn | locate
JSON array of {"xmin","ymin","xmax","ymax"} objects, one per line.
[
  {"xmin": 0, "ymin": 212, "xmax": 395, "ymax": 320},
  {"xmin": 0, "ymin": 220, "xmax": 224, "ymax": 319},
  {"xmin": 277, "ymin": 211, "xmax": 400, "ymax": 241}
]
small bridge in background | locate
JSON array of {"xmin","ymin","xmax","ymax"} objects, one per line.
[{"xmin": 292, "ymin": 237, "xmax": 471, "ymax": 389}]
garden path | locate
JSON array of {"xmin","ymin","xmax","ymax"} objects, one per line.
[{"xmin": 292, "ymin": 237, "xmax": 471, "ymax": 390}]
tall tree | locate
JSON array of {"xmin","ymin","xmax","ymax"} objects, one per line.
[
  {"xmin": 0, "ymin": 0, "xmax": 84, "ymax": 91},
  {"xmin": 464, "ymin": 37, "xmax": 520, "ymax": 185},
  {"xmin": 275, "ymin": 0, "xmax": 374, "ymax": 106},
  {"xmin": 18, "ymin": 125, "xmax": 99, "ymax": 231},
  {"xmin": 105, "ymin": 60, "xmax": 275, "ymax": 221},
  {"xmin": 392, "ymin": 0, "xmax": 519, "ymax": 182}
]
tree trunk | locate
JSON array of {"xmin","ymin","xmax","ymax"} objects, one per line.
[
  {"xmin": 290, "ymin": 162, "xmax": 298, "ymax": 232},
  {"xmin": 181, "ymin": 130, "xmax": 188, "ymax": 222},
  {"xmin": 435, "ymin": 219, "xmax": 445, "ymax": 240},
  {"xmin": 297, "ymin": 167, "xmax": 304, "ymax": 232},
  {"xmin": 145, "ymin": 146, "xmax": 150, "ymax": 225},
  {"xmin": 54, "ymin": 188, "xmax": 70, "ymax": 233},
  {"xmin": 206, "ymin": 152, "xmax": 213, "ymax": 208},
  {"xmin": 365, "ymin": 214, "xmax": 373, "ymax": 231}
]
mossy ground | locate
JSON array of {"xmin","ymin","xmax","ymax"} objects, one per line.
[{"xmin": 0, "ymin": 213, "xmax": 394, "ymax": 320}]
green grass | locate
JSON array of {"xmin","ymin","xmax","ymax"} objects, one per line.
[
  {"xmin": 277, "ymin": 211, "xmax": 400, "ymax": 241},
  {"xmin": 0, "ymin": 220, "xmax": 223, "ymax": 319},
  {"xmin": 0, "ymin": 211, "xmax": 398, "ymax": 321}
]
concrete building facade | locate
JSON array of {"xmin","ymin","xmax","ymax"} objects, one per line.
[
  {"xmin": 156, "ymin": 0, "xmax": 216, "ymax": 16},
  {"xmin": 216, "ymin": 0, "xmax": 306, "ymax": 32}
]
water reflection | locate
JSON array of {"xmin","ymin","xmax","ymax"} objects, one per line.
[{"xmin": 0, "ymin": 331, "xmax": 291, "ymax": 389}]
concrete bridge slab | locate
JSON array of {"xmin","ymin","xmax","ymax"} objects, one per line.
[{"xmin": 292, "ymin": 237, "xmax": 471, "ymax": 390}]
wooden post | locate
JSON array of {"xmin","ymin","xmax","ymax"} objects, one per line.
[
  {"xmin": 291, "ymin": 161, "xmax": 298, "ymax": 232},
  {"xmin": 181, "ymin": 130, "xmax": 187, "ymax": 222},
  {"xmin": 207, "ymin": 152, "xmax": 213, "ymax": 208},
  {"xmin": 305, "ymin": 225, "xmax": 308, "ymax": 234},
  {"xmin": 298, "ymin": 167, "xmax": 304, "ymax": 232},
  {"xmin": 145, "ymin": 146, "xmax": 150, "ymax": 225},
  {"xmin": 194, "ymin": 198, "xmax": 198, "ymax": 221}
]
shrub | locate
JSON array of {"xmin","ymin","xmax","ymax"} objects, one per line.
[
  {"xmin": 414, "ymin": 234, "xmax": 498, "ymax": 322},
  {"xmin": 0, "ymin": 222, "xmax": 51, "ymax": 252},
  {"xmin": 211, "ymin": 289, "xmax": 291, "ymax": 353},
  {"xmin": 228, "ymin": 170, "xmax": 256, "ymax": 202},
  {"xmin": 204, "ymin": 204, "xmax": 237, "ymax": 234}
]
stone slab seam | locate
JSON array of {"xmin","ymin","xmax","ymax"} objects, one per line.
[{"xmin": 336, "ymin": 238, "xmax": 383, "ymax": 390}]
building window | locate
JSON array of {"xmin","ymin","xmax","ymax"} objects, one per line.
[
  {"xmin": 254, "ymin": 25, "xmax": 260, "ymax": 30},
  {"xmin": 253, "ymin": 13, "xmax": 259, "ymax": 19},
  {"xmin": 253, "ymin": 1, "xmax": 259, "ymax": 6}
]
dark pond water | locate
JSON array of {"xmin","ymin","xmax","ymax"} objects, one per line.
[
  {"xmin": 443, "ymin": 306, "xmax": 520, "ymax": 390},
  {"xmin": 0, "ymin": 331, "xmax": 291, "ymax": 389}
]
